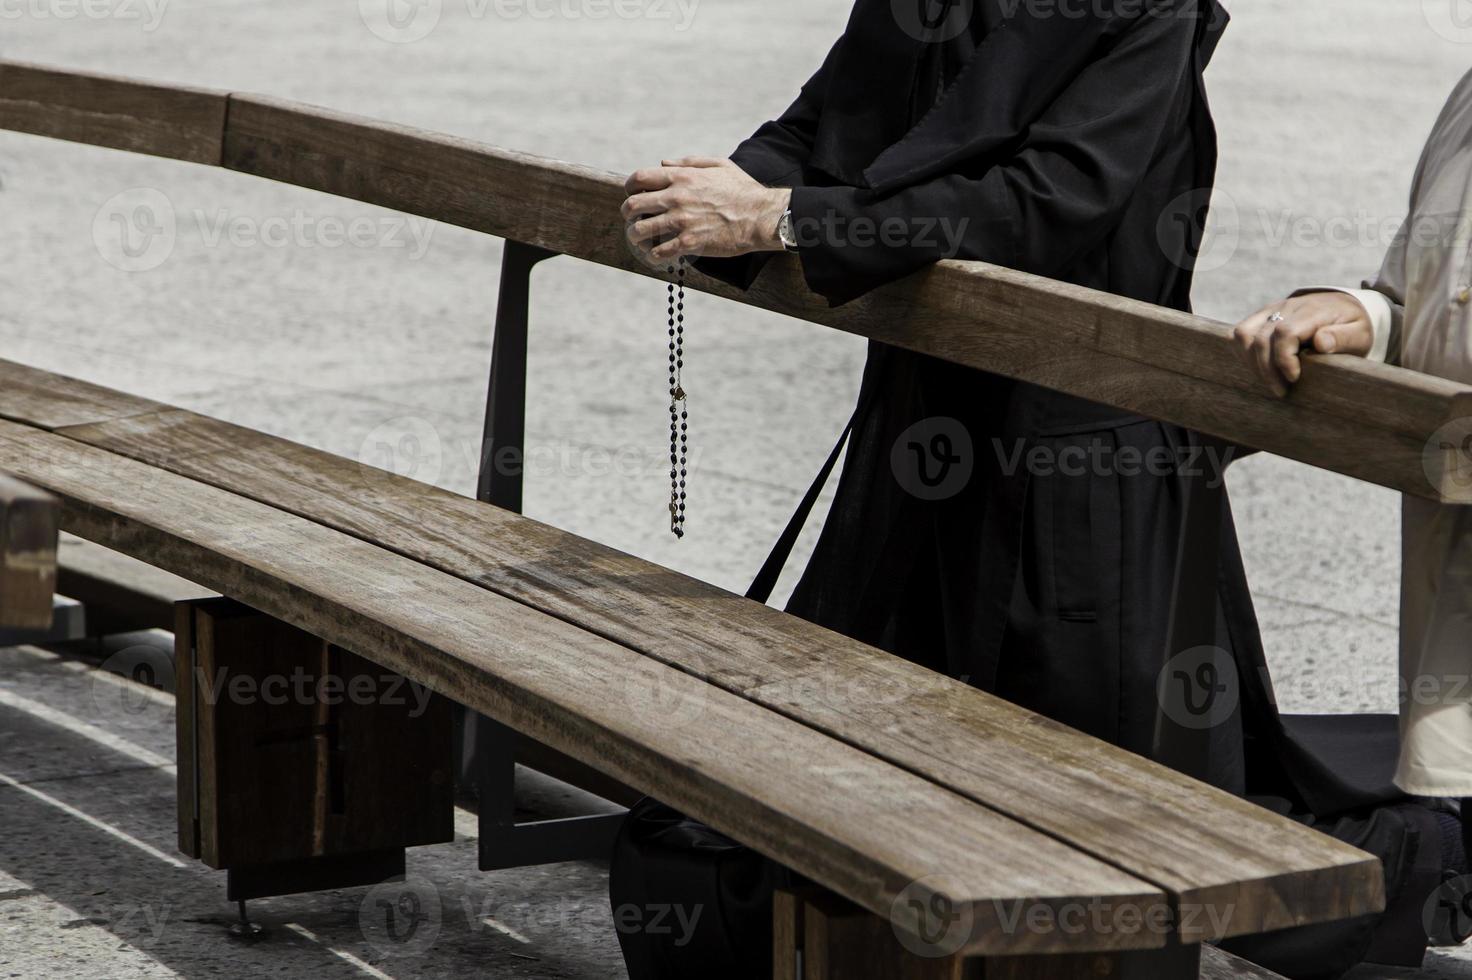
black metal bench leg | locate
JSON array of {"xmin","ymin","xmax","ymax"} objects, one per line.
[
  {"xmin": 476, "ymin": 238, "xmax": 557, "ymax": 511},
  {"xmin": 458, "ymin": 240, "xmax": 627, "ymax": 869},
  {"xmin": 474, "ymin": 717, "xmax": 624, "ymax": 870}
]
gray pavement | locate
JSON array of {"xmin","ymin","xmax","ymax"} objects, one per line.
[{"xmin": 1, "ymin": 0, "xmax": 1471, "ymax": 976}]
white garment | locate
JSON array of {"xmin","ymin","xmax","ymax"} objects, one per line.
[{"xmin": 1318, "ymin": 68, "xmax": 1472, "ymax": 795}]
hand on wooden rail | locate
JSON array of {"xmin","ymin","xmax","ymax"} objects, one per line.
[
  {"xmin": 621, "ymin": 157, "xmax": 791, "ymax": 264},
  {"xmin": 1233, "ymin": 292, "xmax": 1376, "ymax": 398}
]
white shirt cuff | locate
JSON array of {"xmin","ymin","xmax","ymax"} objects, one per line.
[{"xmin": 1290, "ymin": 286, "xmax": 1393, "ymax": 362}]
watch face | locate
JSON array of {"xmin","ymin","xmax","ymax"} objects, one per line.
[{"xmin": 780, "ymin": 210, "xmax": 797, "ymax": 249}]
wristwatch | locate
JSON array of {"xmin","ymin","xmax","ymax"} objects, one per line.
[{"xmin": 777, "ymin": 209, "xmax": 800, "ymax": 252}]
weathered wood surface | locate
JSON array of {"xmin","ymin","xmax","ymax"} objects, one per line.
[
  {"xmin": 1200, "ymin": 945, "xmax": 1286, "ymax": 979},
  {"xmin": 0, "ymin": 417, "xmax": 1168, "ymax": 957},
  {"xmin": 0, "ymin": 61, "xmax": 226, "ymax": 164},
  {"xmin": 2, "ymin": 61, "xmax": 1469, "ymax": 501},
  {"xmin": 0, "ymin": 360, "xmax": 1384, "ymax": 942},
  {"xmin": 218, "ymin": 94, "xmax": 1472, "ymax": 503},
  {"xmin": 0, "ymin": 473, "xmax": 59, "ymax": 630}
]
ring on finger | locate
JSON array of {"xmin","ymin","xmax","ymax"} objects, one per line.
[{"xmin": 1266, "ymin": 311, "xmax": 1285, "ymax": 324}]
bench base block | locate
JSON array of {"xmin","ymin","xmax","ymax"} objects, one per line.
[
  {"xmin": 988, "ymin": 947, "xmax": 1200, "ymax": 979},
  {"xmin": 226, "ymin": 848, "xmax": 406, "ymax": 903},
  {"xmin": 774, "ymin": 890, "xmax": 1270, "ymax": 980}
]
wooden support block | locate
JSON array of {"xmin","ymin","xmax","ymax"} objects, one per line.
[
  {"xmin": 772, "ymin": 891, "xmax": 1234, "ymax": 980},
  {"xmin": 0, "ymin": 474, "xmax": 58, "ymax": 630},
  {"xmin": 776, "ymin": 889, "xmax": 981, "ymax": 980},
  {"xmin": 176, "ymin": 598, "xmax": 453, "ymax": 877},
  {"xmin": 986, "ymin": 946, "xmax": 1201, "ymax": 979},
  {"xmin": 773, "ymin": 889, "xmax": 803, "ymax": 980}
]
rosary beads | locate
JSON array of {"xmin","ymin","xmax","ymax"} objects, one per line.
[{"xmin": 667, "ymin": 261, "xmax": 688, "ymax": 538}]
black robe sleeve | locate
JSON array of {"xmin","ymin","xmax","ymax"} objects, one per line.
[
  {"xmin": 693, "ymin": 37, "xmax": 847, "ymax": 290},
  {"xmin": 791, "ymin": 6, "xmax": 1204, "ymax": 305},
  {"xmin": 727, "ymin": 36, "xmax": 846, "ymax": 188}
]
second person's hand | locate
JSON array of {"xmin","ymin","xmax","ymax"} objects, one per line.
[{"xmin": 1232, "ymin": 292, "xmax": 1375, "ymax": 397}]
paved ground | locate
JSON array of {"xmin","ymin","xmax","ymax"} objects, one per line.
[{"xmin": 1, "ymin": 0, "xmax": 1471, "ymax": 976}]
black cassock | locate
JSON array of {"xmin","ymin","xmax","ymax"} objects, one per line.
[{"xmin": 611, "ymin": 3, "xmax": 1444, "ymax": 978}]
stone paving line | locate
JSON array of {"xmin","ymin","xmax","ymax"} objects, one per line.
[{"xmin": 0, "ymin": 645, "xmax": 626, "ymax": 979}]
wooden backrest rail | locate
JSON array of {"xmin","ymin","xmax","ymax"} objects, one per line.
[{"xmin": 1, "ymin": 59, "xmax": 1468, "ymax": 503}]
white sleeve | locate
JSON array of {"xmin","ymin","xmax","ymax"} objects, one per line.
[{"xmin": 1289, "ymin": 286, "xmax": 1395, "ymax": 363}]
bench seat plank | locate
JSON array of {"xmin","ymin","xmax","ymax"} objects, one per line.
[
  {"xmin": 0, "ymin": 416, "xmax": 1168, "ymax": 957},
  {"xmin": 0, "ymin": 360, "xmax": 1384, "ymax": 942}
]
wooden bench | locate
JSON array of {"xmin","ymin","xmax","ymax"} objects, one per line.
[
  {"xmin": 4, "ymin": 59, "xmax": 1470, "ymax": 977},
  {"xmin": 0, "ymin": 346, "xmax": 1370, "ymax": 979}
]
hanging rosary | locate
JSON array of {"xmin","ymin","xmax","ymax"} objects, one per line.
[{"xmin": 666, "ymin": 260, "xmax": 688, "ymax": 538}]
